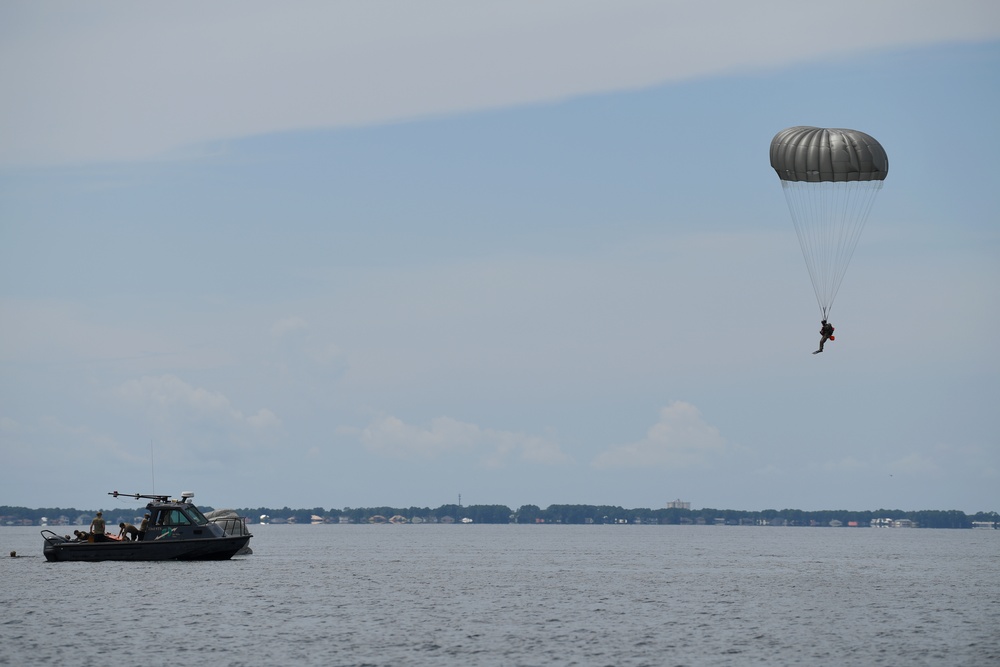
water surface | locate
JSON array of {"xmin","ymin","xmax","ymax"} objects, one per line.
[{"xmin": 2, "ymin": 525, "xmax": 997, "ymax": 666}]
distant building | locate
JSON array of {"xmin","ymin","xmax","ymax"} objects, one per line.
[
  {"xmin": 666, "ymin": 499, "xmax": 690, "ymax": 510},
  {"xmin": 871, "ymin": 517, "xmax": 916, "ymax": 528}
]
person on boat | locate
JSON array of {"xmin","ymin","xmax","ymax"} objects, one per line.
[
  {"xmin": 118, "ymin": 522, "xmax": 140, "ymax": 541},
  {"xmin": 72, "ymin": 530, "xmax": 89, "ymax": 542},
  {"xmin": 90, "ymin": 511, "xmax": 109, "ymax": 542},
  {"xmin": 137, "ymin": 513, "xmax": 150, "ymax": 541},
  {"xmin": 813, "ymin": 320, "xmax": 835, "ymax": 355}
]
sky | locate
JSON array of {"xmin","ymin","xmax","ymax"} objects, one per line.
[{"xmin": 1, "ymin": 1, "xmax": 998, "ymax": 514}]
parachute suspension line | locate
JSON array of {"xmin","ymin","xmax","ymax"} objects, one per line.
[
  {"xmin": 782, "ymin": 180, "xmax": 829, "ymax": 315},
  {"xmin": 828, "ymin": 180, "xmax": 882, "ymax": 313},
  {"xmin": 781, "ymin": 180, "xmax": 883, "ymax": 318}
]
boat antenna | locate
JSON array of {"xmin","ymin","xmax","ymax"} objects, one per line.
[{"xmin": 150, "ymin": 438, "xmax": 155, "ymax": 494}]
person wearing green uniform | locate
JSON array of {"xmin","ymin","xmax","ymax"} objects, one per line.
[
  {"xmin": 90, "ymin": 511, "xmax": 108, "ymax": 542},
  {"xmin": 118, "ymin": 522, "xmax": 140, "ymax": 541},
  {"xmin": 813, "ymin": 320, "xmax": 835, "ymax": 355}
]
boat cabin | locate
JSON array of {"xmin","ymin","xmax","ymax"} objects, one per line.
[{"xmin": 116, "ymin": 492, "xmax": 226, "ymax": 541}]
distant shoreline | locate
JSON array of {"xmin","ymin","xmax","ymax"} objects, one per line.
[{"xmin": 3, "ymin": 503, "xmax": 998, "ymax": 529}]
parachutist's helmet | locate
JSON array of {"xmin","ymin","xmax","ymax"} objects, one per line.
[{"xmin": 821, "ymin": 320, "xmax": 827, "ymax": 324}]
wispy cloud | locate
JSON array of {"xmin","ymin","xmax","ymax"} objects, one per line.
[
  {"xmin": 592, "ymin": 401, "xmax": 728, "ymax": 469},
  {"xmin": 116, "ymin": 374, "xmax": 280, "ymax": 453},
  {"xmin": 361, "ymin": 415, "xmax": 570, "ymax": 467},
  {"xmin": 4, "ymin": 2, "xmax": 996, "ymax": 165}
]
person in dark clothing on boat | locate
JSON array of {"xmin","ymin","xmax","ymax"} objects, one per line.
[
  {"xmin": 137, "ymin": 513, "xmax": 150, "ymax": 541},
  {"xmin": 90, "ymin": 512, "xmax": 109, "ymax": 542},
  {"xmin": 73, "ymin": 530, "xmax": 89, "ymax": 542},
  {"xmin": 119, "ymin": 522, "xmax": 140, "ymax": 541},
  {"xmin": 813, "ymin": 320, "xmax": 835, "ymax": 354}
]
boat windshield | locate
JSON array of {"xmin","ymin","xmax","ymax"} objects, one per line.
[
  {"xmin": 151, "ymin": 505, "xmax": 210, "ymax": 526},
  {"xmin": 160, "ymin": 509, "xmax": 192, "ymax": 526},
  {"xmin": 185, "ymin": 505, "xmax": 209, "ymax": 525}
]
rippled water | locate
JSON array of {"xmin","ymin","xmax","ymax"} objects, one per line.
[{"xmin": 2, "ymin": 525, "xmax": 998, "ymax": 666}]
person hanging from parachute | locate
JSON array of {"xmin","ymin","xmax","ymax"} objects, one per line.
[
  {"xmin": 769, "ymin": 126, "xmax": 888, "ymax": 354},
  {"xmin": 813, "ymin": 320, "xmax": 835, "ymax": 355}
]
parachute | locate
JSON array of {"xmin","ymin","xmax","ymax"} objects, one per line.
[{"xmin": 770, "ymin": 126, "xmax": 888, "ymax": 319}]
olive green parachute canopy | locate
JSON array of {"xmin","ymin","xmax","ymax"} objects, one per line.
[
  {"xmin": 769, "ymin": 126, "xmax": 889, "ymax": 319},
  {"xmin": 770, "ymin": 126, "xmax": 888, "ymax": 183}
]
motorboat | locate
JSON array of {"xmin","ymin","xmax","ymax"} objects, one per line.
[{"xmin": 41, "ymin": 492, "xmax": 252, "ymax": 562}]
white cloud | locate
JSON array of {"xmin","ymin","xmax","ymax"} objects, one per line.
[
  {"xmin": 361, "ymin": 415, "xmax": 570, "ymax": 466},
  {"xmin": 3, "ymin": 1, "xmax": 997, "ymax": 165},
  {"xmin": 592, "ymin": 401, "xmax": 727, "ymax": 469},
  {"xmin": 116, "ymin": 375, "xmax": 280, "ymax": 449},
  {"xmin": 119, "ymin": 375, "xmax": 231, "ymax": 417},
  {"xmin": 361, "ymin": 416, "xmax": 477, "ymax": 459},
  {"xmin": 246, "ymin": 409, "xmax": 280, "ymax": 430}
]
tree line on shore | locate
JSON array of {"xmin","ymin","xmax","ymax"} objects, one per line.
[{"xmin": 3, "ymin": 503, "xmax": 997, "ymax": 529}]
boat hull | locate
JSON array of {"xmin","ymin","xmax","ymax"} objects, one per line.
[{"xmin": 43, "ymin": 534, "xmax": 251, "ymax": 562}]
